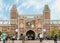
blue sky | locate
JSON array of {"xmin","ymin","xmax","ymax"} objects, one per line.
[{"xmin": 0, "ymin": 0, "xmax": 60, "ymax": 20}]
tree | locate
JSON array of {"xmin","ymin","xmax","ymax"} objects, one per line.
[
  {"xmin": 6, "ymin": 30, "xmax": 10, "ymax": 35},
  {"xmin": 58, "ymin": 29, "xmax": 60, "ymax": 39},
  {"xmin": 6, "ymin": 28, "xmax": 10, "ymax": 35},
  {"xmin": 0, "ymin": 31, "xmax": 2, "ymax": 36},
  {"xmin": 50, "ymin": 29, "xmax": 54, "ymax": 39}
]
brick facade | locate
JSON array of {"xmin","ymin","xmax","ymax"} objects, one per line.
[{"xmin": 0, "ymin": 4, "xmax": 60, "ymax": 37}]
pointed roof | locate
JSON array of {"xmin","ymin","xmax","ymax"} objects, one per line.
[
  {"xmin": 44, "ymin": 4, "xmax": 50, "ymax": 11},
  {"xmin": 11, "ymin": 4, "xmax": 17, "ymax": 11}
]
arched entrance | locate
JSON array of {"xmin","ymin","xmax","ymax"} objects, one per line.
[{"xmin": 26, "ymin": 30, "xmax": 35, "ymax": 40}]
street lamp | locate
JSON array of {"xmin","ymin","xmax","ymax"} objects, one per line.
[
  {"xmin": 15, "ymin": 29, "xmax": 18, "ymax": 40},
  {"xmin": 43, "ymin": 29, "xmax": 46, "ymax": 39},
  {"xmin": 43, "ymin": 29, "xmax": 46, "ymax": 32}
]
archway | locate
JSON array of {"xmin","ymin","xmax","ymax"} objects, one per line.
[{"xmin": 26, "ymin": 30, "xmax": 35, "ymax": 40}]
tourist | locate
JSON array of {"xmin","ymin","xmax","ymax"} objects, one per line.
[
  {"xmin": 25, "ymin": 36, "xmax": 28, "ymax": 40},
  {"xmin": 54, "ymin": 34, "xmax": 57, "ymax": 43},
  {"xmin": 19, "ymin": 34, "xmax": 25, "ymax": 40},
  {"xmin": 12, "ymin": 35, "xmax": 16, "ymax": 40},
  {"xmin": 19, "ymin": 34, "xmax": 25, "ymax": 43},
  {"xmin": 38, "ymin": 33, "xmax": 43, "ymax": 43}
]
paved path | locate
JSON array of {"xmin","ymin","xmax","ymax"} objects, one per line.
[{"xmin": 0, "ymin": 40, "xmax": 60, "ymax": 43}]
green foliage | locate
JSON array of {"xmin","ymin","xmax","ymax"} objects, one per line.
[
  {"xmin": 6, "ymin": 28, "xmax": 10, "ymax": 35},
  {"xmin": 58, "ymin": 29, "xmax": 60, "ymax": 38},
  {"xmin": 50, "ymin": 29, "xmax": 54, "ymax": 38},
  {"xmin": 0, "ymin": 31, "xmax": 2, "ymax": 36},
  {"xmin": 6, "ymin": 31, "xmax": 10, "ymax": 35}
]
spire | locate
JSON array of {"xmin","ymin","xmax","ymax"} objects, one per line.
[
  {"xmin": 44, "ymin": 4, "xmax": 50, "ymax": 11},
  {"xmin": 11, "ymin": 4, "xmax": 17, "ymax": 11}
]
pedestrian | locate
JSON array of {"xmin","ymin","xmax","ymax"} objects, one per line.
[
  {"xmin": 38, "ymin": 33, "xmax": 43, "ymax": 43},
  {"xmin": 1, "ymin": 33, "xmax": 7, "ymax": 43},
  {"xmin": 25, "ymin": 36, "xmax": 28, "ymax": 40},
  {"xmin": 19, "ymin": 34, "xmax": 25, "ymax": 40},
  {"xmin": 54, "ymin": 34, "xmax": 57, "ymax": 43},
  {"xmin": 19, "ymin": 34, "xmax": 25, "ymax": 43}
]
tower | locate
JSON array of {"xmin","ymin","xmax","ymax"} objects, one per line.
[
  {"xmin": 43, "ymin": 4, "xmax": 50, "ymax": 36},
  {"xmin": 10, "ymin": 4, "xmax": 18, "ymax": 35},
  {"xmin": 10, "ymin": 4, "xmax": 18, "ymax": 20}
]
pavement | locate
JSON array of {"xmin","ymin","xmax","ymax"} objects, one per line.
[{"xmin": 0, "ymin": 40, "xmax": 60, "ymax": 43}]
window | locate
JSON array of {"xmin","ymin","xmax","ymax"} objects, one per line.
[
  {"xmin": 53, "ymin": 21, "xmax": 57, "ymax": 24},
  {"xmin": 0, "ymin": 21, "xmax": 2, "ymax": 24},
  {"xmin": 27, "ymin": 16, "xmax": 34, "ymax": 18},
  {"xmin": 26, "ymin": 20, "xmax": 35, "ymax": 28},
  {"xmin": 45, "ymin": 19, "xmax": 50, "ymax": 24},
  {"xmin": 58, "ymin": 21, "xmax": 60, "ymax": 24},
  {"xmin": 11, "ymin": 19, "xmax": 17, "ymax": 24},
  {"xmin": 20, "ymin": 23, "xmax": 24, "ymax": 28},
  {"xmin": 36, "ymin": 24, "xmax": 41, "ymax": 28},
  {"xmin": 31, "ymin": 24, "xmax": 34, "ymax": 28},
  {"xmin": 0, "ymin": 27, "xmax": 2, "ymax": 32}
]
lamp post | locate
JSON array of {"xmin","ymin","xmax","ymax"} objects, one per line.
[
  {"xmin": 15, "ymin": 29, "xmax": 18, "ymax": 40},
  {"xmin": 43, "ymin": 29, "xmax": 46, "ymax": 39}
]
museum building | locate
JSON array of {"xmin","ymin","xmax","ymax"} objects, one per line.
[{"xmin": 0, "ymin": 4, "xmax": 60, "ymax": 39}]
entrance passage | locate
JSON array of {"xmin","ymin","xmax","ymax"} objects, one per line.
[{"xmin": 26, "ymin": 30, "xmax": 35, "ymax": 40}]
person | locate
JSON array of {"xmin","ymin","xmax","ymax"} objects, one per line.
[
  {"xmin": 0, "ymin": 36, "xmax": 1, "ymax": 41},
  {"xmin": 19, "ymin": 34, "xmax": 25, "ymax": 40},
  {"xmin": 25, "ymin": 36, "xmax": 28, "ymax": 40},
  {"xmin": 38, "ymin": 33, "xmax": 43, "ymax": 43},
  {"xmin": 12, "ymin": 35, "xmax": 16, "ymax": 40},
  {"xmin": 19, "ymin": 34, "xmax": 25, "ymax": 43},
  {"xmin": 1, "ymin": 33, "xmax": 7, "ymax": 43},
  {"xmin": 54, "ymin": 34, "xmax": 57, "ymax": 43}
]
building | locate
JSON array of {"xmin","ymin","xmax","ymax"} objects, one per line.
[{"xmin": 0, "ymin": 4, "xmax": 60, "ymax": 39}]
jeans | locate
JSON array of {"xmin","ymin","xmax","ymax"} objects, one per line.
[
  {"xmin": 3, "ymin": 39, "xmax": 6, "ymax": 43},
  {"xmin": 54, "ymin": 41, "xmax": 57, "ymax": 43}
]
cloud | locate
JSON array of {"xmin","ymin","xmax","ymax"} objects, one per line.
[
  {"xmin": 17, "ymin": 9, "xmax": 24, "ymax": 14},
  {"xmin": 16, "ymin": 0, "xmax": 60, "ymax": 20},
  {"xmin": 0, "ymin": 0, "xmax": 3, "ymax": 12},
  {"xmin": 0, "ymin": 0, "xmax": 2, "ymax": 5},
  {"xmin": 50, "ymin": 0, "xmax": 60, "ymax": 20},
  {"xmin": 0, "ymin": 0, "xmax": 60, "ymax": 20},
  {"xmin": 18, "ymin": 0, "xmax": 53, "ymax": 12},
  {"xmin": 0, "ymin": 14, "xmax": 8, "ymax": 20},
  {"xmin": 0, "ymin": 0, "xmax": 11, "ymax": 20}
]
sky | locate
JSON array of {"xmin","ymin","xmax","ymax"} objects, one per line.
[{"xmin": 0, "ymin": 0, "xmax": 60, "ymax": 20}]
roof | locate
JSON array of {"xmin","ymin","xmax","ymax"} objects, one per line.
[
  {"xmin": 19, "ymin": 14, "xmax": 43, "ymax": 19},
  {"xmin": 44, "ymin": 4, "xmax": 50, "ymax": 11},
  {"xmin": 0, "ymin": 20, "xmax": 10, "ymax": 26},
  {"xmin": 50, "ymin": 20, "xmax": 60, "ymax": 26},
  {"xmin": 11, "ymin": 4, "xmax": 17, "ymax": 11}
]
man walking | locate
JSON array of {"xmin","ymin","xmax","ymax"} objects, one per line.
[{"xmin": 54, "ymin": 34, "xmax": 57, "ymax": 43}]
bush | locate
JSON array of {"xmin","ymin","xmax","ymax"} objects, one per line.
[
  {"xmin": 0, "ymin": 31, "xmax": 2, "ymax": 36},
  {"xmin": 6, "ymin": 31, "xmax": 10, "ymax": 35},
  {"xmin": 50, "ymin": 29, "xmax": 54, "ymax": 39},
  {"xmin": 58, "ymin": 29, "xmax": 60, "ymax": 39}
]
